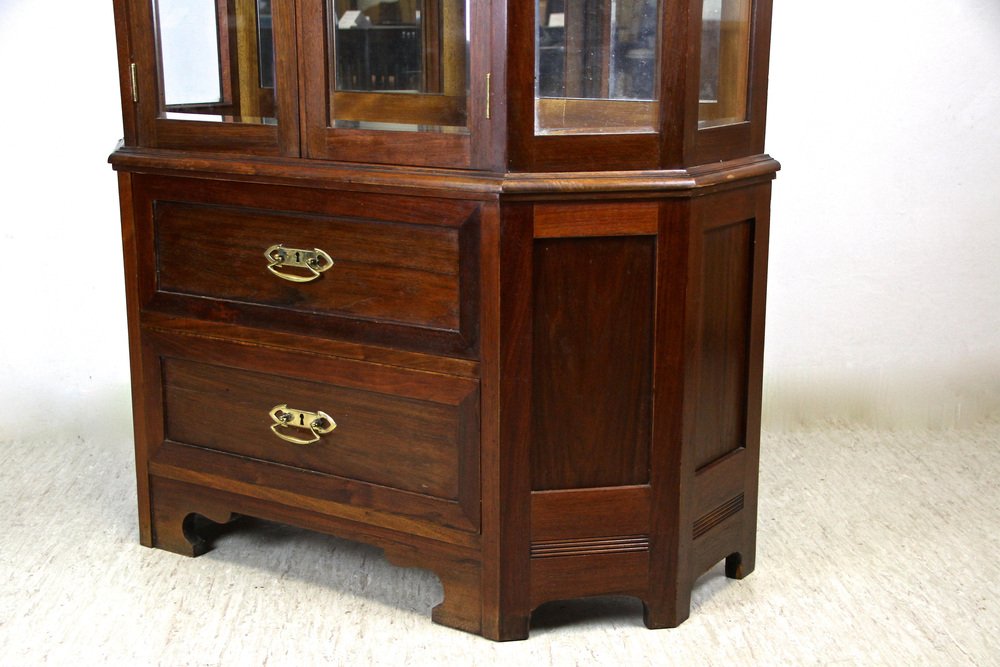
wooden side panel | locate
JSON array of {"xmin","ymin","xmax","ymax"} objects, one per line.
[
  {"xmin": 684, "ymin": 184, "xmax": 770, "ymax": 588},
  {"xmin": 531, "ymin": 236, "xmax": 656, "ymax": 490},
  {"xmin": 117, "ymin": 171, "xmax": 154, "ymax": 546},
  {"xmin": 693, "ymin": 219, "xmax": 754, "ymax": 469}
]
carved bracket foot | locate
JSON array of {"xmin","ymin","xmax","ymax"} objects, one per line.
[
  {"xmin": 149, "ymin": 479, "xmax": 238, "ymax": 557},
  {"xmin": 383, "ymin": 543, "xmax": 488, "ymax": 637}
]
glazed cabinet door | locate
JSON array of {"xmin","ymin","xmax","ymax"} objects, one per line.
[
  {"xmin": 122, "ymin": 0, "xmax": 301, "ymax": 155},
  {"xmin": 299, "ymin": 0, "xmax": 494, "ymax": 167},
  {"xmin": 508, "ymin": 0, "xmax": 775, "ymax": 170},
  {"xmin": 691, "ymin": 0, "xmax": 774, "ymax": 163},
  {"xmin": 508, "ymin": 0, "xmax": 676, "ymax": 170}
]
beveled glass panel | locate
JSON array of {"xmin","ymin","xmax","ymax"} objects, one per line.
[
  {"xmin": 699, "ymin": 0, "xmax": 751, "ymax": 128},
  {"xmin": 155, "ymin": 0, "xmax": 276, "ymax": 123},
  {"xmin": 535, "ymin": 0, "xmax": 660, "ymax": 135},
  {"xmin": 329, "ymin": 0, "xmax": 469, "ymax": 133}
]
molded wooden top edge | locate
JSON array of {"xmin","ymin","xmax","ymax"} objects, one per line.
[
  {"xmin": 109, "ymin": 143, "xmax": 502, "ymax": 199},
  {"xmin": 109, "ymin": 143, "xmax": 780, "ymax": 197},
  {"xmin": 501, "ymin": 155, "xmax": 780, "ymax": 194}
]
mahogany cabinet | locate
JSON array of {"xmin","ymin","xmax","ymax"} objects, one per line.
[{"xmin": 109, "ymin": 0, "xmax": 777, "ymax": 640}]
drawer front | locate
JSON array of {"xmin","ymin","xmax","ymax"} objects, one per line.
[
  {"xmin": 156, "ymin": 202, "xmax": 460, "ymax": 329},
  {"xmin": 134, "ymin": 177, "xmax": 480, "ymax": 356},
  {"xmin": 146, "ymin": 333, "xmax": 480, "ymax": 534}
]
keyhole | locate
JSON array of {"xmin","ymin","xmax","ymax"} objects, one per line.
[
  {"xmin": 299, "ymin": 413, "xmax": 305, "ymax": 426},
  {"xmin": 295, "ymin": 251, "xmax": 301, "ymax": 263}
]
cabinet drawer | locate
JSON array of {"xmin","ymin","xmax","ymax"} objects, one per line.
[
  {"xmin": 162, "ymin": 356, "xmax": 474, "ymax": 499},
  {"xmin": 146, "ymin": 334, "xmax": 480, "ymax": 533},
  {"xmin": 134, "ymin": 177, "xmax": 480, "ymax": 356}
]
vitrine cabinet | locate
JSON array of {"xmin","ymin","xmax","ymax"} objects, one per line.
[{"xmin": 110, "ymin": 0, "xmax": 777, "ymax": 640}]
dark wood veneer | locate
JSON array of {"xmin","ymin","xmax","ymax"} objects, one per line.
[
  {"xmin": 111, "ymin": 0, "xmax": 776, "ymax": 641},
  {"xmin": 694, "ymin": 218, "xmax": 754, "ymax": 469},
  {"xmin": 531, "ymin": 236, "xmax": 655, "ymax": 490},
  {"xmin": 155, "ymin": 201, "xmax": 463, "ymax": 331},
  {"xmin": 162, "ymin": 357, "xmax": 469, "ymax": 500}
]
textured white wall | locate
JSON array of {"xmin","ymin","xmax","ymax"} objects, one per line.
[
  {"xmin": 0, "ymin": 1, "xmax": 130, "ymax": 444},
  {"xmin": 0, "ymin": 0, "xmax": 997, "ymax": 444},
  {"xmin": 764, "ymin": 0, "xmax": 1000, "ymax": 427}
]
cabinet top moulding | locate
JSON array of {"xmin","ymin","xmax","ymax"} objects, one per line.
[
  {"xmin": 110, "ymin": 0, "xmax": 775, "ymax": 172},
  {"xmin": 109, "ymin": 145, "xmax": 779, "ymax": 199}
]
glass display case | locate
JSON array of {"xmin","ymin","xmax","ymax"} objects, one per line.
[
  {"xmin": 110, "ymin": 0, "xmax": 777, "ymax": 641},
  {"xmin": 330, "ymin": 0, "xmax": 469, "ymax": 132},
  {"xmin": 699, "ymin": 0, "xmax": 751, "ymax": 127},
  {"xmin": 534, "ymin": 0, "xmax": 660, "ymax": 135}
]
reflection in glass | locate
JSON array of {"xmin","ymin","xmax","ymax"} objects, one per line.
[
  {"xmin": 699, "ymin": 0, "xmax": 750, "ymax": 128},
  {"xmin": 330, "ymin": 0, "xmax": 469, "ymax": 132},
  {"xmin": 159, "ymin": 0, "xmax": 221, "ymax": 106},
  {"xmin": 155, "ymin": 0, "xmax": 276, "ymax": 123},
  {"xmin": 258, "ymin": 0, "xmax": 275, "ymax": 89},
  {"xmin": 535, "ymin": 0, "xmax": 660, "ymax": 135}
]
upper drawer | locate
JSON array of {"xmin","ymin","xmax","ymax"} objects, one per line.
[{"xmin": 131, "ymin": 176, "xmax": 480, "ymax": 357}]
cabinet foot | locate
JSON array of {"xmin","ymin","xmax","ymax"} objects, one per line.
[
  {"xmin": 149, "ymin": 481, "xmax": 237, "ymax": 557},
  {"xmin": 430, "ymin": 558, "xmax": 484, "ymax": 636},
  {"xmin": 725, "ymin": 551, "xmax": 755, "ymax": 580},
  {"xmin": 641, "ymin": 593, "xmax": 691, "ymax": 630},
  {"xmin": 384, "ymin": 545, "xmax": 530, "ymax": 640},
  {"xmin": 384, "ymin": 544, "xmax": 489, "ymax": 637}
]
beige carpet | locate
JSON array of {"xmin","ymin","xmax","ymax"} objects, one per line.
[{"xmin": 2, "ymin": 421, "xmax": 998, "ymax": 665}]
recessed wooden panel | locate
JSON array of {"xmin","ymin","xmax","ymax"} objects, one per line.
[
  {"xmin": 529, "ymin": 551, "xmax": 649, "ymax": 608},
  {"xmin": 531, "ymin": 236, "xmax": 655, "ymax": 490},
  {"xmin": 531, "ymin": 486, "xmax": 651, "ymax": 541},
  {"xmin": 162, "ymin": 357, "xmax": 472, "ymax": 500},
  {"xmin": 694, "ymin": 219, "xmax": 753, "ymax": 469}
]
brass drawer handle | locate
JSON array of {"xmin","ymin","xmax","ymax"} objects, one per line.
[
  {"xmin": 269, "ymin": 404, "xmax": 337, "ymax": 445},
  {"xmin": 265, "ymin": 244, "xmax": 334, "ymax": 283}
]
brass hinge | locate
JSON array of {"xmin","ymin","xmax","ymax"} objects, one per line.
[
  {"xmin": 129, "ymin": 63, "xmax": 139, "ymax": 103},
  {"xmin": 485, "ymin": 72, "xmax": 491, "ymax": 120}
]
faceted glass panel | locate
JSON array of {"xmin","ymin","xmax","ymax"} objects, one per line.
[
  {"xmin": 330, "ymin": 0, "xmax": 469, "ymax": 133},
  {"xmin": 155, "ymin": 0, "xmax": 276, "ymax": 123},
  {"xmin": 535, "ymin": 0, "xmax": 660, "ymax": 135},
  {"xmin": 699, "ymin": 0, "xmax": 751, "ymax": 128}
]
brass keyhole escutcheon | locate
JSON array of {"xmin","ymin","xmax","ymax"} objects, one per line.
[
  {"xmin": 265, "ymin": 244, "xmax": 334, "ymax": 283},
  {"xmin": 269, "ymin": 404, "xmax": 337, "ymax": 445}
]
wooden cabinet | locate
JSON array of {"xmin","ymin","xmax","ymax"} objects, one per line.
[{"xmin": 110, "ymin": 0, "xmax": 777, "ymax": 640}]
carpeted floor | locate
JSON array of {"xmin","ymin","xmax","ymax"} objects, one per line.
[{"xmin": 2, "ymin": 420, "xmax": 998, "ymax": 665}]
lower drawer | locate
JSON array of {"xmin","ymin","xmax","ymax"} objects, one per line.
[{"xmin": 144, "ymin": 332, "xmax": 481, "ymax": 534}]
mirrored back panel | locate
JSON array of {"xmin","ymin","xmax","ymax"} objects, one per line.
[{"xmin": 155, "ymin": 0, "xmax": 277, "ymax": 124}]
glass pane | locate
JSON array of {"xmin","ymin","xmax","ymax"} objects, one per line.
[
  {"xmin": 155, "ymin": 0, "xmax": 277, "ymax": 124},
  {"xmin": 535, "ymin": 0, "xmax": 660, "ymax": 135},
  {"xmin": 699, "ymin": 0, "xmax": 750, "ymax": 128},
  {"xmin": 329, "ymin": 0, "xmax": 469, "ymax": 133}
]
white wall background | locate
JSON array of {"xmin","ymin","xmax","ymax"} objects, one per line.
[
  {"xmin": 765, "ymin": 0, "xmax": 1000, "ymax": 428},
  {"xmin": 0, "ymin": 0, "xmax": 998, "ymax": 446}
]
